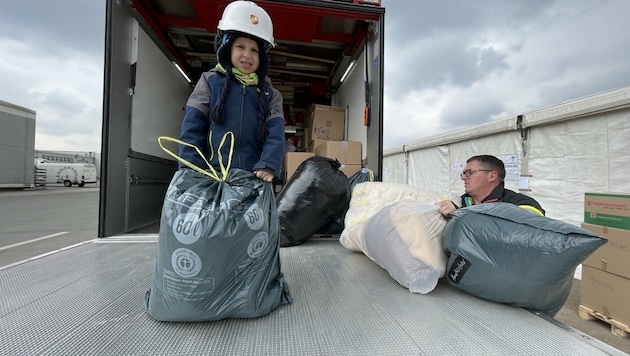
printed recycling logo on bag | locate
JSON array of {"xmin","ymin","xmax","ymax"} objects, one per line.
[
  {"xmin": 248, "ymin": 232, "xmax": 269, "ymax": 258},
  {"xmin": 171, "ymin": 248, "xmax": 202, "ymax": 277}
]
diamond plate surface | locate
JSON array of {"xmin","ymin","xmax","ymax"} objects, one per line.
[{"xmin": 0, "ymin": 237, "xmax": 626, "ymax": 355}]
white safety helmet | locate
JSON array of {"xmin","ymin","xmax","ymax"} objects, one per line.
[{"xmin": 217, "ymin": 1, "xmax": 275, "ymax": 49}]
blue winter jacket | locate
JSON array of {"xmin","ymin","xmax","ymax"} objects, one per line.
[{"xmin": 178, "ymin": 68, "xmax": 285, "ymax": 178}]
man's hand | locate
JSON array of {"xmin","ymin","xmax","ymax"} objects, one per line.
[
  {"xmin": 254, "ymin": 170, "xmax": 275, "ymax": 182},
  {"xmin": 436, "ymin": 200, "xmax": 457, "ymax": 217}
]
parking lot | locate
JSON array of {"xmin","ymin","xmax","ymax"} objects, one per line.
[{"xmin": 0, "ymin": 186, "xmax": 99, "ymax": 266}]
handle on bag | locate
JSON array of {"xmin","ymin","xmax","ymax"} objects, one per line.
[{"xmin": 158, "ymin": 132, "xmax": 235, "ymax": 181}]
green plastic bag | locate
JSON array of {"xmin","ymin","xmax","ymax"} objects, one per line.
[
  {"xmin": 146, "ymin": 168, "xmax": 292, "ymax": 321},
  {"xmin": 146, "ymin": 135, "xmax": 291, "ymax": 321},
  {"xmin": 443, "ymin": 202, "xmax": 606, "ymax": 316}
]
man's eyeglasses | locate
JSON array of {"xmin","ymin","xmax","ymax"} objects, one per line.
[{"xmin": 460, "ymin": 169, "xmax": 493, "ymax": 178}]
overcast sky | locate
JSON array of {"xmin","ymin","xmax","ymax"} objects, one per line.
[
  {"xmin": 381, "ymin": 0, "xmax": 630, "ymax": 149},
  {"xmin": 1, "ymin": 1, "xmax": 629, "ymax": 152}
]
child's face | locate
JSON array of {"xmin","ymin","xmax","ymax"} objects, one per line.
[{"xmin": 231, "ymin": 37, "xmax": 260, "ymax": 75}]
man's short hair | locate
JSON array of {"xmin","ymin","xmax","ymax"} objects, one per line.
[{"xmin": 467, "ymin": 155, "xmax": 506, "ymax": 181}]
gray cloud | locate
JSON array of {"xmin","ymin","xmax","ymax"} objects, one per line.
[
  {"xmin": 0, "ymin": 1, "xmax": 104, "ymax": 151},
  {"xmin": 35, "ymin": 89, "xmax": 99, "ymax": 136},
  {"xmin": 381, "ymin": 0, "xmax": 583, "ymax": 97},
  {"xmin": 382, "ymin": 0, "xmax": 630, "ymax": 150},
  {"xmin": 2, "ymin": 0, "xmax": 630, "ymax": 153},
  {"xmin": 383, "ymin": 0, "xmax": 556, "ymax": 37},
  {"xmin": 0, "ymin": 1, "xmax": 105, "ymax": 56},
  {"xmin": 410, "ymin": 40, "xmax": 509, "ymax": 90},
  {"xmin": 439, "ymin": 95, "xmax": 505, "ymax": 130},
  {"xmin": 536, "ymin": 67, "xmax": 630, "ymax": 108}
]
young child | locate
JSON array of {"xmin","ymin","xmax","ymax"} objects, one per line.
[{"xmin": 178, "ymin": 0, "xmax": 284, "ymax": 182}]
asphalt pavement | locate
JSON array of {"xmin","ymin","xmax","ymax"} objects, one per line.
[
  {"xmin": 0, "ymin": 185, "xmax": 628, "ymax": 354},
  {"xmin": 0, "ymin": 185, "xmax": 98, "ymax": 266}
]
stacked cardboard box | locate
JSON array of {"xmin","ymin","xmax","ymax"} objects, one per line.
[
  {"xmin": 299, "ymin": 104, "xmax": 364, "ymax": 178},
  {"xmin": 282, "ymin": 152, "xmax": 314, "ymax": 182},
  {"xmin": 580, "ymin": 193, "xmax": 630, "ymax": 328},
  {"xmin": 312, "ymin": 140, "xmax": 362, "ymax": 177},
  {"xmin": 293, "ymin": 104, "xmax": 365, "ymax": 178},
  {"xmin": 304, "ymin": 104, "xmax": 346, "ymax": 145}
]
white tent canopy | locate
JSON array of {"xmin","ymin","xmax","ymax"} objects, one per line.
[{"xmin": 383, "ymin": 86, "xmax": 630, "ymax": 226}]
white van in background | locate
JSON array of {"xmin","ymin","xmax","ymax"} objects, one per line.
[{"xmin": 35, "ymin": 159, "xmax": 97, "ymax": 187}]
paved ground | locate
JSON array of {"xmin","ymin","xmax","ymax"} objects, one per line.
[
  {"xmin": 1, "ymin": 185, "xmax": 629, "ymax": 354},
  {"xmin": 556, "ymin": 279, "xmax": 630, "ymax": 354},
  {"xmin": 0, "ymin": 185, "xmax": 98, "ymax": 266}
]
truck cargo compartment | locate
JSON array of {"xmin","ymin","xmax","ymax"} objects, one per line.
[{"xmin": 0, "ymin": 236, "xmax": 623, "ymax": 355}]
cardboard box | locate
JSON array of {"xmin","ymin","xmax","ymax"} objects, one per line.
[
  {"xmin": 307, "ymin": 139, "xmax": 327, "ymax": 153},
  {"xmin": 313, "ymin": 140, "xmax": 362, "ymax": 165},
  {"xmin": 305, "ymin": 104, "xmax": 345, "ymax": 142},
  {"xmin": 339, "ymin": 164, "xmax": 362, "ymax": 178},
  {"xmin": 283, "ymin": 152, "xmax": 314, "ymax": 182},
  {"xmin": 580, "ymin": 265, "xmax": 630, "ymax": 326},
  {"xmin": 303, "ymin": 126, "xmax": 311, "ymax": 149},
  {"xmin": 581, "ymin": 223, "xmax": 630, "ymax": 279},
  {"xmin": 584, "ymin": 193, "xmax": 630, "ymax": 230}
]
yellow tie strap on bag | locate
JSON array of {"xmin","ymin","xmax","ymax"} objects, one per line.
[
  {"xmin": 368, "ymin": 169, "xmax": 375, "ymax": 181},
  {"xmin": 157, "ymin": 131, "xmax": 235, "ymax": 181}
]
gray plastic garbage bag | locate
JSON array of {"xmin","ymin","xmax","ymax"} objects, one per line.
[
  {"xmin": 348, "ymin": 167, "xmax": 376, "ymax": 191},
  {"xmin": 443, "ymin": 202, "xmax": 606, "ymax": 316},
  {"xmin": 145, "ymin": 168, "xmax": 292, "ymax": 322}
]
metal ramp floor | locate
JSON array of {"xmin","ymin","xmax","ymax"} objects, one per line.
[{"xmin": 0, "ymin": 236, "xmax": 625, "ymax": 355}]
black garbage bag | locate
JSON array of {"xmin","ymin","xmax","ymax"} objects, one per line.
[
  {"xmin": 443, "ymin": 202, "xmax": 606, "ymax": 316},
  {"xmin": 317, "ymin": 216, "xmax": 345, "ymax": 235},
  {"xmin": 145, "ymin": 168, "xmax": 292, "ymax": 321},
  {"xmin": 277, "ymin": 156, "xmax": 351, "ymax": 247},
  {"xmin": 316, "ymin": 168, "xmax": 376, "ymax": 235}
]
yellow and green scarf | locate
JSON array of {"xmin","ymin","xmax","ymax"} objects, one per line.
[{"xmin": 216, "ymin": 64, "xmax": 258, "ymax": 86}]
